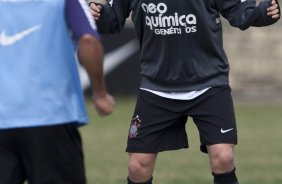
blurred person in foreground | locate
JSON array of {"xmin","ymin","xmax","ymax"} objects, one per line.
[
  {"xmin": 90, "ymin": 0, "xmax": 280, "ymax": 183},
  {"xmin": 0, "ymin": 0, "xmax": 115, "ymax": 183}
]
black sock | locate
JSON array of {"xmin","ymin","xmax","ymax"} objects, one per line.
[
  {"xmin": 127, "ymin": 177, "xmax": 153, "ymax": 184},
  {"xmin": 213, "ymin": 168, "xmax": 238, "ymax": 184}
]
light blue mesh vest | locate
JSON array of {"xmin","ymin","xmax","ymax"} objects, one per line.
[{"xmin": 0, "ymin": 0, "xmax": 88, "ymax": 129}]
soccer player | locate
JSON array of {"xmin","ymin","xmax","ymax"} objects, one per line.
[
  {"xmin": 90, "ymin": 0, "xmax": 280, "ymax": 184},
  {"xmin": 0, "ymin": 0, "xmax": 115, "ymax": 183}
]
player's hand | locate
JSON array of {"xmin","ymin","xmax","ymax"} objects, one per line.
[
  {"xmin": 267, "ymin": 0, "xmax": 280, "ymax": 19},
  {"xmin": 93, "ymin": 92, "xmax": 115, "ymax": 116},
  {"xmin": 89, "ymin": 2, "xmax": 102, "ymax": 20}
]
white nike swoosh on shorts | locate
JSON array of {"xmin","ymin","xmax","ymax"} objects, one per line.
[{"xmin": 220, "ymin": 128, "xmax": 234, "ymax": 134}]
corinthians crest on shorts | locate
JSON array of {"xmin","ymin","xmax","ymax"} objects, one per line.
[{"xmin": 129, "ymin": 115, "xmax": 141, "ymax": 138}]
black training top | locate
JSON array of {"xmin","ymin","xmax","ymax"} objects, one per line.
[{"xmin": 96, "ymin": 0, "xmax": 280, "ymax": 92}]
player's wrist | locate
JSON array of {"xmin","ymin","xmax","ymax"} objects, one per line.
[{"xmin": 92, "ymin": 88, "xmax": 108, "ymax": 99}]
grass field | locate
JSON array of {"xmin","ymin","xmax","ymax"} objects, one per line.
[{"xmin": 81, "ymin": 97, "xmax": 282, "ymax": 184}]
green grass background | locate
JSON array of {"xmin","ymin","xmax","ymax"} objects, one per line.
[{"xmin": 81, "ymin": 97, "xmax": 282, "ymax": 184}]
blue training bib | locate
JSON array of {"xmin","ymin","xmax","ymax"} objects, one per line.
[{"xmin": 0, "ymin": 0, "xmax": 88, "ymax": 129}]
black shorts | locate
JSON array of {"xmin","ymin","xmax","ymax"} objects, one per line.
[
  {"xmin": 0, "ymin": 123, "xmax": 86, "ymax": 184},
  {"xmin": 126, "ymin": 85, "xmax": 237, "ymax": 154}
]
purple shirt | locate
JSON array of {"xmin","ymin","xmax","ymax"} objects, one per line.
[{"xmin": 66, "ymin": 0, "xmax": 99, "ymax": 41}]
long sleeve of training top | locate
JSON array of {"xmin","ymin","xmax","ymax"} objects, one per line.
[
  {"xmin": 215, "ymin": 0, "xmax": 280, "ymax": 30},
  {"xmin": 95, "ymin": 0, "xmax": 131, "ymax": 33}
]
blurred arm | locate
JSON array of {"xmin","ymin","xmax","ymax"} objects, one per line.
[
  {"xmin": 65, "ymin": 0, "xmax": 114, "ymax": 116},
  {"xmin": 77, "ymin": 35, "xmax": 114, "ymax": 116}
]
